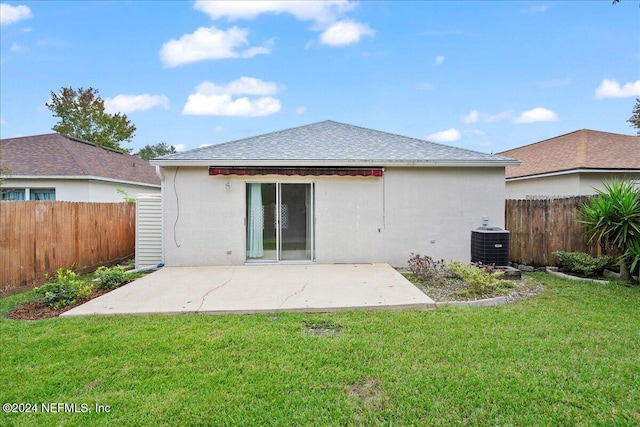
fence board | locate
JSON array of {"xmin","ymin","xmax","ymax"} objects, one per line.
[
  {"xmin": 505, "ymin": 197, "xmax": 599, "ymax": 266},
  {"xmin": 0, "ymin": 201, "xmax": 135, "ymax": 294}
]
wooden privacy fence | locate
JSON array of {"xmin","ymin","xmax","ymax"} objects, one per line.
[
  {"xmin": 1, "ymin": 201, "xmax": 135, "ymax": 293},
  {"xmin": 505, "ymin": 197, "xmax": 599, "ymax": 266}
]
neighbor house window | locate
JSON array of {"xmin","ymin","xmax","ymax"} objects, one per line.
[
  {"xmin": 29, "ymin": 189, "xmax": 56, "ymax": 201},
  {"xmin": 1, "ymin": 189, "xmax": 26, "ymax": 201}
]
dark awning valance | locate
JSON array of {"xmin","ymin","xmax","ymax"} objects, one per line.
[{"xmin": 209, "ymin": 166, "xmax": 383, "ymax": 177}]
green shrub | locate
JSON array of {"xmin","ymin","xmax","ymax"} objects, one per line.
[
  {"xmin": 407, "ymin": 253, "xmax": 449, "ymax": 286},
  {"xmin": 553, "ymin": 251, "xmax": 613, "ymax": 278},
  {"xmin": 34, "ymin": 268, "xmax": 92, "ymax": 310},
  {"xmin": 448, "ymin": 261, "xmax": 504, "ymax": 297},
  {"xmin": 95, "ymin": 266, "xmax": 131, "ymax": 290}
]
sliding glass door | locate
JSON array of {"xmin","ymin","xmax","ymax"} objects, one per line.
[{"xmin": 246, "ymin": 183, "xmax": 314, "ymax": 262}]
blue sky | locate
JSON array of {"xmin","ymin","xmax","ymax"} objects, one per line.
[{"xmin": 1, "ymin": 1, "xmax": 638, "ymax": 154}]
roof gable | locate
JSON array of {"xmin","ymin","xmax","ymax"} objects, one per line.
[
  {"xmin": 0, "ymin": 133, "xmax": 160, "ymax": 186},
  {"xmin": 498, "ymin": 129, "xmax": 640, "ymax": 179},
  {"xmin": 154, "ymin": 121, "xmax": 517, "ymax": 167}
]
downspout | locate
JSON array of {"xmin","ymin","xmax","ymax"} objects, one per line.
[{"xmin": 156, "ymin": 166, "xmax": 166, "ymax": 266}]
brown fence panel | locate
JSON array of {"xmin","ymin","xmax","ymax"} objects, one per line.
[
  {"xmin": 0, "ymin": 201, "xmax": 135, "ymax": 294},
  {"xmin": 505, "ymin": 197, "xmax": 600, "ymax": 266}
]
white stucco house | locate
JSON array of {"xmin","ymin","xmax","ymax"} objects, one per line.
[
  {"xmin": 0, "ymin": 133, "xmax": 161, "ymax": 202},
  {"xmin": 498, "ymin": 129, "xmax": 639, "ymax": 199},
  {"xmin": 151, "ymin": 121, "xmax": 519, "ymax": 267}
]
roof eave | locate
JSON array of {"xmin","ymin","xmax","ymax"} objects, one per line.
[
  {"xmin": 1, "ymin": 175, "xmax": 161, "ymax": 188},
  {"xmin": 151, "ymin": 159, "xmax": 521, "ymax": 168},
  {"xmin": 506, "ymin": 168, "xmax": 640, "ymax": 181}
]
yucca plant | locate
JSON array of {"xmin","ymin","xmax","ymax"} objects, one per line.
[
  {"xmin": 628, "ymin": 239, "xmax": 640, "ymax": 278},
  {"xmin": 580, "ymin": 178, "xmax": 640, "ymax": 283}
]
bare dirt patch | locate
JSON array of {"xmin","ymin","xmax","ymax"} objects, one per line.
[{"xmin": 347, "ymin": 378, "xmax": 389, "ymax": 410}]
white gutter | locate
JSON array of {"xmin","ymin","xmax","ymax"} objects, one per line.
[{"xmin": 155, "ymin": 165, "xmax": 164, "ymax": 180}]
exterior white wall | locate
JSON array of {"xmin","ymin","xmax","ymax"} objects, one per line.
[
  {"xmin": 579, "ymin": 172, "xmax": 640, "ymax": 195},
  {"xmin": 505, "ymin": 172, "xmax": 640, "ymax": 199},
  {"xmin": 1, "ymin": 178, "xmax": 159, "ymax": 202},
  {"xmin": 314, "ymin": 176, "xmax": 384, "ymax": 263},
  {"xmin": 505, "ymin": 174, "xmax": 580, "ymax": 199},
  {"xmin": 383, "ymin": 167, "xmax": 506, "ymax": 266},
  {"xmin": 161, "ymin": 166, "xmax": 506, "ymax": 267},
  {"xmin": 163, "ymin": 167, "xmax": 246, "ymax": 266}
]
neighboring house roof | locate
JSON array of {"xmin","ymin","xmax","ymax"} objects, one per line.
[
  {"xmin": 152, "ymin": 120, "xmax": 518, "ymax": 167},
  {"xmin": 0, "ymin": 133, "xmax": 160, "ymax": 186},
  {"xmin": 498, "ymin": 129, "xmax": 640, "ymax": 179}
]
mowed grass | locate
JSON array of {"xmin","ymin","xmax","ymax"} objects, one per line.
[{"xmin": 1, "ymin": 273, "xmax": 639, "ymax": 426}]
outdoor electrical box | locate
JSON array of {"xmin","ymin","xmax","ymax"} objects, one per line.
[{"xmin": 470, "ymin": 227, "xmax": 510, "ymax": 267}]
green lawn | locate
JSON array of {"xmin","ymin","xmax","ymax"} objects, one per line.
[{"xmin": 1, "ymin": 273, "xmax": 639, "ymax": 426}]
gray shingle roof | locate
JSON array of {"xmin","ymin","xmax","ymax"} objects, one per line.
[
  {"xmin": 0, "ymin": 133, "xmax": 160, "ymax": 186},
  {"xmin": 153, "ymin": 121, "xmax": 517, "ymax": 166}
]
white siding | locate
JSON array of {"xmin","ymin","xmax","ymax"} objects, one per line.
[
  {"xmin": 135, "ymin": 194, "xmax": 163, "ymax": 269},
  {"xmin": 505, "ymin": 172, "xmax": 640, "ymax": 199},
  {"xmin": 1, "ymin": 178, "xmax": 159, "ymax": 202}
]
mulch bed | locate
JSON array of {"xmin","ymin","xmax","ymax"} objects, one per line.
[
  {"xmin": 408, "ymin": 275, "xmax": 546, "ymax": 303},
  {"xmin": 6, "ymin": 288, "xmax": 110, "ymax": 320}
]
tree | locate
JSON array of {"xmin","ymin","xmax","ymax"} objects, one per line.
[
  {"xmin": 628, "ymin": 98, "xmax": 640, "ymax": 136},
  {"xmin": 136, "ymin": 141, "xmax": 177, "ymax": 161},
  {"xmin": 46, "ymin": 87, "xmax": 136, "ymax": 152},
  {"xmin": 581, "ymin": 179, "xmax": 640, "ymax": 283},
  {"xmin": 0, "ymin": 156, "xmax": 8, "ymax": 186}
]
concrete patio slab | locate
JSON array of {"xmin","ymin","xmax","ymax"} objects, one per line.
[{"xmin": 61, "ymin": 263, "xmax": 435, "ymax": 316}]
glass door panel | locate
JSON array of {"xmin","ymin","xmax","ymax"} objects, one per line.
[
  {"xmin": 246, "ymin": 183, "xmax": 313, "ymax": 262},
  {"xmin": 280, "ymin": 184, "xmax": 312, "ymax": 261},
  {"xmin": 246, "ymin": 183, "xmax": 276, "ymax": 261}
]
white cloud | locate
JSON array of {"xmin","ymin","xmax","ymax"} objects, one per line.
[
  {"xmin": 595, "ymin": 79, "xmax": 640, "ymax": 99},
  {"xmin": 461, "ymin": 109, "xmax": 510, "ymax": 124},
  {"xmin": 194, "ymin": 0, "xmax": 372, "ymax": 47},
  {"xmin": 10, "ymin": 43, "xmax": 22, "ymax": 52},
  {"xmin": 104, "ymin": 94, "xmax": 170, "ymax": 114},
  {"xmin": 320, "ymin": 20, "xmax": 374, "ymax": 46},
  {"xmin": 174, "ymin": 144, "xmax": 187, "ymax": 152},
  {"xmin": 195, "ymin": 77, "xmax": 278, "ymax": 96},
  {"xmin": 465, "ymin": 129, "xmax": 486, "ymax": 136},
  {"xmin": 521, "ymin": 4, "xmax": 548, "ymax": 13},
  {"xmin": 426, "ymin": 128, "xmax": 461, "ymax": 143},
  {"xmin": 435, "ymin": 55, "xmax": 444, "ymax": 65},
  {"xmin": 0, "ymin": 4, "xmax": 32, "ymax": 25},
  {"xmin": 215, "ymin": 126, "xmax": 224, "ymax": 132},
  {"xmin": 514, "ymin": 107, "xmax": 558, "ymax": 123},
  {"xmin": 295, "ymin": 106, "xmax": 306, "ymax": 115},
  {"xmin": 183, "ymin": 77, "xmax": 282, "ymax": 117},
  {"xmin": 194, "ymin": 0, "xmax": 356, "ymax": 27},
  {"xmin": 159, "ymin": 26, "xmax": 269, "ymax": 67},
  {"xmin": 416, "ymin": 82, "xmax": 433, "ymax": 91},
  {"xmin": 0, "ymin": 118, "xmax": 6, "ymax": 125},
  {"xmin": 461, "ymin": 110, "xmax": 479, "ymax": 124},
  {"xmin": 183, "ymin": 94, "xmax": 281, "ymax": 116}
]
